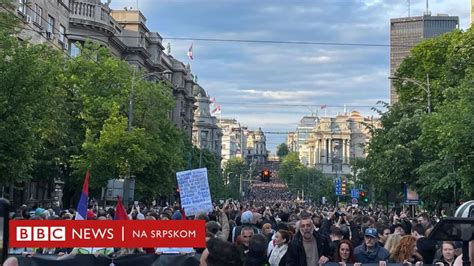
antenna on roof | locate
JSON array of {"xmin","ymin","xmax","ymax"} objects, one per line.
[
  {"xmin": 407, "ymin": 0, "xmax": 411, "ymax": 17},
  {"xmin": 424, "ymin": 0, "xmax": 431, "ymax": 15}
]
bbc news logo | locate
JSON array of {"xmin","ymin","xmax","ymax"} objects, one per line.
[
  {"xmin": 17, "ymin": 226, "xmax": 66, "ymax": 241},
  {"xmin": 10, "ymin": 220, "xmax": 206, "ymax": 248}
]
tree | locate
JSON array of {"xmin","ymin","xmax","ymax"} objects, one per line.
[
  {"xmin": 0, "ymin": 14, "xmax": 64, "ymax": 191},
  {"xmin": 276, "ymin": 143, "xmax": 289, "ymax": 159},
  {"xmin": 223, "ymin": 157, "xmax": 247, "ymax": 199},
  {"xmin": 358, "ymin": 28, "xmax": 474, "ymax": 208}
]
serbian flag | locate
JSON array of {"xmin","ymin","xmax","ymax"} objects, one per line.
[
  {"xmin": 320, "ymin": 104, "xmax": 327, "ymax": 109},
  {"xmin": 187, "ymin": 43, "xmax": 193, "ymax": 60},
  {"xmin": 211, "ymin": 104, "xmax": 221, "ymax": 115},
  {"xmin": 114, "ymin": 196, "xmax": 129, "ymax": 220},
  {"xmin": 75, "ymin": 170, "xmax": 90, "ymax": 220}
]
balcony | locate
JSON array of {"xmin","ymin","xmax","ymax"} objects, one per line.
[{"xmin": 69, "ymin": 0, "xmax": 115, "ymax": 36}]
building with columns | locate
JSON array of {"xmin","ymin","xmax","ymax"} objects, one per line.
[
  {"xmin": 192, "ymin": 84, "xmax": 222, "ymax": 158},
  {"xmin": 246, "ymin": 128, "xmax": 268, "ymax": 165},
  {"xmin": 297, "ymin": 111, "xmax": 377, "ymax": 177}
]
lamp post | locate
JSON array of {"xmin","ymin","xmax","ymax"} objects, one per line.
[
  {"xmin": 123, "ymin": 69, "xmax": 173, "ymax": 207},
  {"xmin": 389, "ymin": 74, "xmax": 431, "ymax": 113}
]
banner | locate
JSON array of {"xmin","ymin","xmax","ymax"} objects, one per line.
[
  {"xmin": 9, "ymin": 220, "xmax": 205, "ymax": 248},
  {"xmin": 14, "ymin": 254, "xmax": 200, "ymax": 266},
  {"xmin": 403, "ymin": 184, "xmax": 419, "ymax": 205},
  {"xmin": 176, "ymin": 168, "xmax": 213, "ymax": 216}
]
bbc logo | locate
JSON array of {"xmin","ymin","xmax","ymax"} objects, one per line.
[{"xmin": 17, "ymin": 226, "xmax": 66, "ymax": 241}]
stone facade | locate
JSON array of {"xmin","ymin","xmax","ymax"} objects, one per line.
[
  {"xmin": 192, "ymin": 84, "xmax": 222, "ymax": 158},
  {"xmin": 219, "ymin": 118, "xmax": 247, "ymax": 167},
  {"xmin": 297, "ymin": 111, "xmax": 378, "ymax": 177},
  {"xmin": 10, "ymin": 0, "xmax": 202, "ymax": 207},
  {"xmin": 13, "ymin": 0, "xmax": 196, "ymax": 136},
  {"xmin": 246, "ymin": 128, "xmax": 268, "ymax": 165}
]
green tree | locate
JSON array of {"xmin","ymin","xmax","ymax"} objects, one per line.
[
  {"xmin": 278, "ymin": 152, "xmax": 303, "ymax": 188},
  {"xmin": 223, "ymin": 157, "xmax": 247, "ymax": 199},
  {"xmin": 276, "ymin": 143, "xmax": 289, "ymax": 159},
  {"xmin": 358, "ymin": 28, "xmax": 474, "ymax": 208},
  {"xmin": 0, "ymin": 15, "xmax": 64, "ymax": 192}
]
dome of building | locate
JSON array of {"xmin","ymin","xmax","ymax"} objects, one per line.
[
  {"xmin": 193, "ymin": 84, "xmax": 207, "ymax": 97},
  {"xmin": 349, "ymin": 110, "xmax": 362, "ymax": 118}
]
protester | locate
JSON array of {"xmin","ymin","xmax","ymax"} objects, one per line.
[
  {"xmin": 434, "ymin": 241, "xmax": 457, "ymax": 266},
  {"xmin": 268, "ymin": 229, "xmax": 291, "ymax": 266},
  {"xmin": 389, "ymin": 235, "xmax": 422, "ymax": 264},
  {"xmin": 245, "ymin": 234, "xmax": 269, "ymax": 266},
  {"xmin": 354, "ymin": 228, "xmax": 390, "ymax": 263},
  {"xmin": 200, "ymin": 237, "xmax": 242, "ymax": 266},
  {"xmin": 286, "ymin": 212, "xmax": 332, "ymax": 265},
  {"xmin": 333, "ymin": 239, "xmax": 356, "ymax": 263}
]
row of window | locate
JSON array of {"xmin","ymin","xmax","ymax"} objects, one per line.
[{"xmin": 17, "ymin": 0, "xmax": 66, "ymax": 44}]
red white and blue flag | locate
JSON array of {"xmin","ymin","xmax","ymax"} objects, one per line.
[
  {"xmin": 187, "ymin": 43, "xmax": 193, "ymax": 60},
  {"xmin": 75, "ymin": 170, "xmax": 90, "ymax": 220},
  {"xmin": 211, "ymin": 104, "xmax": 221, "ymax": 115}
]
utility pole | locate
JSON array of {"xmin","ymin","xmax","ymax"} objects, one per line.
[{"xmin": 123, "ymin": 66, "xmax": 137, "ymax": 208}]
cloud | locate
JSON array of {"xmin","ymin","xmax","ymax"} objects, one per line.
[{"xmin": 109, "ymin": 0, "xmax": 471, "ymax": 153}]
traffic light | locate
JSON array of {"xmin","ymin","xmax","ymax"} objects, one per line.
[
  {"xmin": 261, "ymin": 169, "xmax": 271, "ymax": 182},
  {"xmin": 359, "ymin": 191, "xmax": 369, "ymax": 203},
  {"xmin": 341, "ymin": 178, "xmax": 347, "ymax": 195}
]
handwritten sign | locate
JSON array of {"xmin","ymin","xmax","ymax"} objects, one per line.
[{"xmin": 176, "ymin": 168, "xmax": 213, "ymax": 216}]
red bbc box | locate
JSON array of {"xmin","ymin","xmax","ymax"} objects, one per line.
[{"xmin": 9, "ymin": 220, "xmax": 206, "ymax": 248}]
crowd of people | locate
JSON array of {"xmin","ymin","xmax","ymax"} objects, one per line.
[{"xmin": 4, "ymin": 178, "xmax": 473, "ymax": 266}]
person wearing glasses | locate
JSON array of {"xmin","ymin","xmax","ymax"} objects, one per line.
[{"xmin": 354, "ymin": 228, "xmax": 390, "ymax": 263}]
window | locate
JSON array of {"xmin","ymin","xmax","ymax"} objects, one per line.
[
  {"xmin": 47, "ymin": 15, "xmax": 54, "ymax": 33},
  {"xmin": 59, "ymin": 25, "xmax": 65, "ymax": 43},
  {"xmin": 34, "ymin": 4, "xmax": 42, "ymax": 25},
  {"xmin": 70, "ymin": 42, "xmax": 80, "ymax": 57},
  {"xmin": 17, "ymin": 0, "xmax": 26, "ymax": 14}
]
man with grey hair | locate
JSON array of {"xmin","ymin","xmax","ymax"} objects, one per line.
[{"xmin": 286, "ymin": 212, "xmax": 332, "ymax": 266}]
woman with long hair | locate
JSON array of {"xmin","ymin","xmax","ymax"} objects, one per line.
[
  {"xmin": 384, "ymin": 234, "xmax": 402, "ymax": 255},
  {"xmin": 268, "ymin": 230, "xmax": 291, "ymax": 266},
  {"xmin": 389, "ymin": 235, "xmax": 422, "ymax": 263},
  {"xmin": 333, "ymin": 239, "xmax": 356, "ymax": 263}
]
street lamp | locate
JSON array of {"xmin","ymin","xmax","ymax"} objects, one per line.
[
  {"xmin": 123, "ymin": 68, "xmax": 173, "ymax": 207},
  {"xmin": 389, "ymin": 74, "xmax": 431, "ymax": 113}
]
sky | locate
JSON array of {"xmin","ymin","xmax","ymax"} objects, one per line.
[{"xmin": 109, "ymin": 0, "xmax": 471, "ymax": 153}]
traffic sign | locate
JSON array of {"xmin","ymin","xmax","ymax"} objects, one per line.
[
  {"xmin": 351, "ymin": 188, "xmax": 360, "ymax": 199},
  {"xmin": 351, "ymin": 198, "xmax": 358, "ymax": 204}
]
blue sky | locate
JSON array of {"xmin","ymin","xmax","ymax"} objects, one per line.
[{"xmin": 110, "ymin": 0, "xmax": 471, "ymax": 153}]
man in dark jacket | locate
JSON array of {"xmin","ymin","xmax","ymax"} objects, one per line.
[
  {"xmin": 354, "ymin": 228, "xmax": 390, "ymax": 263},
  {"xmin": 286, "ymin": 213, "xmax": 332, "ymax": 266}
]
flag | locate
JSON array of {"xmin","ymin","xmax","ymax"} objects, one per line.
[
  {"xmin": 211, "ymin": 104, "xmax": 221, "ymax": 115},
  {"xmin": 114, "ymin": 196, "xmax": 129, "ymax": 220},
  {"xmin": 75, "ymin": 170, "xmax": 90, "ymax": 220},
  {"xmin": 320, "ymin": 104, "xmax": 327, "ymax": 109},
  {"xmin": 187, "ymin": 43, "xmax": 193, "ymax": 60}
]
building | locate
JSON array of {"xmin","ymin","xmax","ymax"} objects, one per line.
[
  {"xmin": 219, "ymin": 118, "xmax": 248, "ymax": 167},
  {"xmin": 192, "ymin": 84, "xmax": 222, "ymax": 158},
  {"xmin": 390, "ymin": 13, "xmax": 459, "ymax": 104},
  {"xmin": 245, "ymin": 128, "xmax": 268, "ymax": 165},
  {"xmin": 13, "ymin": 0, "xmax": 196, "ymax": 136},
  {"xmin": 8, "ymin": 0, "xmax": 200, "ymax": 207},
  {"xmin": 298, "ymin": 111, "xmax": 378, "ymax": 177},
  {"xmin": 287, "ymin": 132, "xmax": 297, "ymax": 152}
]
